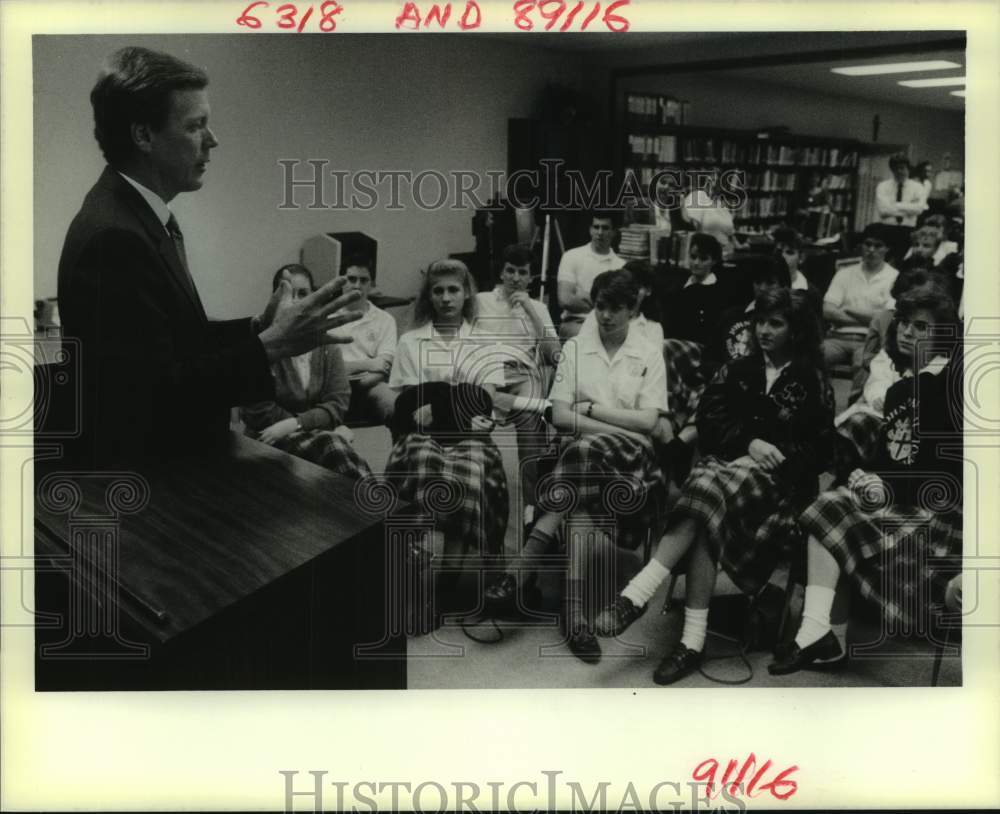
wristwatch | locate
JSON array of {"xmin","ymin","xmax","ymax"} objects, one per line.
[{"xmin": 586, "ymin": 402, "xmax": 594, "ymax": 418}]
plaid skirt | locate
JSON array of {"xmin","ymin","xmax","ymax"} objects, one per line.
[
  {"xmin": 662, "ymin": 338, "xmax": 707, "ymax": 435},
  {"xmin": 384, "ymin": 433, "xmax": 508, "ymax": 559},
  {"xmin": 836, "ymin": 409, "xmax": 885, "ymax": 466},
  {"xmin": 800, "ymin": 486, "xmax": 963, "ymax": 625},
  {"xmin": 538, "ymin": 432, "xmax": 666, "ymax": 551},
  {"xmin": 276, "ymin": 429, "xmax": 372, "ymax": 481},
  {"xmin": 670, "ymin": 456, "xmax": 801, "ymax": 595}
]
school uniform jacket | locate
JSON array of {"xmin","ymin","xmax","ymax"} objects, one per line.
[
  {"xmin": 874, "ymin": 357, "xmax": 962, "ymax": 515},
  {"xmin": 697, "ymin": 354, "xmax": 835, "ymax": 505}
]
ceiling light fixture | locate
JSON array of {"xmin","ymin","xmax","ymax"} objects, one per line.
[
  {"xmin": 831, "ymin": 60, "xmax": 962, "ymax": 76},
  {"xmin": 898, "ymin": 77, "xmax": 966, "ymax": 88}
]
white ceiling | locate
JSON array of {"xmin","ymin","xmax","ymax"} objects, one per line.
[
  {"xmin": 707, "ymin": 50, "xmax": 966, "ymax": 112},
  {"xmin": 484, "ymin": 31, "xmax": 966, "ymax": 112}
]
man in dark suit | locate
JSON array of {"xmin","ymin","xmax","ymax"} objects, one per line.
[{"xmin": 58, "ymin": 47, "xmax": 361, "ymax": 467}]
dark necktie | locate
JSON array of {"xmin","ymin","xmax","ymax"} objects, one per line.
[
  {"xmin": 165, "ymin": 214, "xmax": 199, "ymax": 298},
  {"xmin": 895, "ymin": 182, "xmax": 903, "ymax": 224}
]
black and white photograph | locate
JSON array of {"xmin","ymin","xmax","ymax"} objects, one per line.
[{"xmin": 3, "ymin": 1, "xmax": 999, "ymax": 810}]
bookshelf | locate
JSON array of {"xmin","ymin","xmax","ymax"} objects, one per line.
[{"xmin": 621, "ymin": 93, "xmax": 862, "ymax": 236}]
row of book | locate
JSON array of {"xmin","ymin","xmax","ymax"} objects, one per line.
[
  {"xmin": 625, "ymin": 93, "xmax": 689, "ymax": 126},
  {"xmin": 627, "ymin": 134, "xmax": 677, "ymax": 164},
  {"xmin": 626, "ymin": 135, "xmax": 859, "ymax": 169}
]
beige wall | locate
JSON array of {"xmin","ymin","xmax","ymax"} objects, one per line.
[{"xmin": 34, "ymin": 34, "xmax": 586, "ymax": 319}]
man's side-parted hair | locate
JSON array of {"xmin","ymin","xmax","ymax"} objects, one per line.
[{"xmin": 91, "ymin": 47, "xmax": 208, "ymax": 165}]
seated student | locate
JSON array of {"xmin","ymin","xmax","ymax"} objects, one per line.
[
  {"xmin": 485, "ymin": 270, "xmax": 670, "ymax": 663},
  {"xmin": 847, "ymin": 268, "xmax": 943, "ymax": 404},
  {"xmin": 772, "ymin": 226, "xmax": 823, "ymax": 312},
  {"xmin": 580, "ymin": 260, "xmax": 665, "ymax": 349},
  {"xmin": 769, "ymin": 291, "xmax": 961, "ymax": 675},
  {"xmin": 474, "ymin": 243, "xmax": 560, "ymax": 529},
  {"xmin": 241, "ymin": 265, "xmax": 372, "ymax": 481},
  {"xmin": 595, "ymin": 289, "xmax": 834, "ymax": 685},
  {"xmin": 914, "ymin": 215, "xmax": 959, "ymax": 265},
  {"xmin": 327, "ymin": 254, "xmax": 398, "ymax": 423},
  {"xmin": 822, "ymin": 223, "xmax": 898, "ymax": 368},
  {"xmin": 662, "ymin": 233, "xmax": 736, "ymax": 352},
  {"xmin": 836, "ymin": 281, "xmax": 955, "ymax": 475},
  {"xmin": 714, "ymin": 254, "xmax": 790, "ymax": 365},
  {"xmin": 387, "ymin": 259, "xmax": 508, "ymax": 608},
  {"xmin": 556, "ymin": 210, "xmax": 626, "ymax": 340}
]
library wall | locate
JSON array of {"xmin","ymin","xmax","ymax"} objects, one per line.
[
  {"xmin": 34, "ymin": 35, "xmax": 588, "ymax": 320},
  {"xmin": 621, "ymin": 72, "xmax": 964, "ymax": 170}
]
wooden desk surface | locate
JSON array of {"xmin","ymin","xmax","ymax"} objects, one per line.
[{"xmin": 35, "ymin": 432, "xmax": 388, "ymax": 644}]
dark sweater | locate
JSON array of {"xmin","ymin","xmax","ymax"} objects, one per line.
[
  {"xmin": 241, "ymin": 345, "xmax": 350, "ymax": 434},
  {"xmin": 662, "ymin": 274, "xmax": 736, "ymax": 350},
  {"xmin": 875, "ymin": 358, "xmax": 962, "ymax": 514},
  {"xmin": 697, "ymin": 354, "xmax": 835, "ymax": 505}
]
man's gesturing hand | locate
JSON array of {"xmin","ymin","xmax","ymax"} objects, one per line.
[{"xmin": 258, "ymin": 276, "xmax": 364, "ymax": 362}]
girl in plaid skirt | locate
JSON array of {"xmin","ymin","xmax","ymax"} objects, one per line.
[
  {"xmin": 241, "ymin": 265, "xmax": 372, "ymax": 482},
  {"xmin": 770, "ymin": 285, "xmax": 962, "ymax": 675},
  {"xmin": 385, "ymin": 260, "xmax": 509, "ymax": 607},
  {"xmin": 597, "ymin": 288, "xmax": 834, "ymax": 685},
  {"xmin": 486, "ymin": 269, "xmax": 671, "ymax": 663}
]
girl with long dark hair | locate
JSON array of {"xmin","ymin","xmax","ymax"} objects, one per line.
[{"xmin": 595, "ymin": 288, "xmax": 834, "ymax": 685}]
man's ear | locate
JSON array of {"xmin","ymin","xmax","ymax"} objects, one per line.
[{"xmin": 131, "ymin": 122, "xmax": 153, "ymax": 154}]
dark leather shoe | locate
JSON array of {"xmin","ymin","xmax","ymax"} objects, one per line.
[
  {"xmin": 595, "ymin": 594, "xmax": 646, "ymax": 637},
  {"xmin": 566, "ymin": 623, "xmax": 602, "ymax": 664},
  {"xmin": 768, "ymin": 631, "xmax": 844, "ymax": 676},
  {"xmin": 484, "ymin": 574, "xmax": 518, "ymax": 615},
  {"xmin": 653, "ymin": 643, "xmax": 703, "ymax": 685}
]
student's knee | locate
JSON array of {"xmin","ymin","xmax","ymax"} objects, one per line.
[{"xmin": 944, "ymin": 574, "xmax": 962, "ymax": 612}]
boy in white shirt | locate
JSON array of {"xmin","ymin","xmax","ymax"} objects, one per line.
[
  {"xmin": 328, "ymin": 255, "xmax": 398, "ymax": 422},
  {"xmin": 475, "ymin": 244, "xmax": 560, "ymax": 526},
  {"xmin": 556, "ymin": 210, "xmax": 625, "ymax": 339}
]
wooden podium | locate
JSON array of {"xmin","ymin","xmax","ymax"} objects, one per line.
[{"xmin": 34, "ymin": 434, "xmax": 406, "ymax": 691}]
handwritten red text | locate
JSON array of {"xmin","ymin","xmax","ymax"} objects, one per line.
[
  {"xmin": 236, "ymin": 1, "xmax": 343, "ymax": 32},
  {"xmin": 395, "ymin": 2, "xmax": 482, "ymax": 29},
  {"xmin": 692, "ymin": 753, "xmax": 799, "ymax": 801},
  {"xmin": 512, "ymin": 0, "xmax": 630, "ymax": 32}
]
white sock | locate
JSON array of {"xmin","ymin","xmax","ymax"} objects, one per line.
[
  {"xmin": 680, "ymin": 606, "xmax": 709, "ymax": 653},
  {"xmin": 795, "ymin": 585, "xmax": 836, "ymax": 648},
  {"xmin": 621, "ymin": 559, "xmax": 671, "ymax": 607}
]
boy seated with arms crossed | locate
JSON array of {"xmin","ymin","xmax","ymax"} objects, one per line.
[{"xmin": 328, "ymin": 254, "xmax": 398, "ymax": 423}]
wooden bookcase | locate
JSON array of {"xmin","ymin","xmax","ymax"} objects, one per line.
[{"xmin": 621, "ymin": 93, "xmax": 862, "ymax": 236}]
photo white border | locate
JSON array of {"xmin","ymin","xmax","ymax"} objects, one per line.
[{"xmin": 2, "ymin": 1, "xmax": 998, "ymax": 810}]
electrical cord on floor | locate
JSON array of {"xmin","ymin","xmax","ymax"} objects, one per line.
[
  {"xmin": 458, "ymin": 614, "xmax": 504, "ymax": 644},
  {"xmin": 696, "ymin": 628, "xmax": 755, "ymax": 686}
]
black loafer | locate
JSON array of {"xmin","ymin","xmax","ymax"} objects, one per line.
[
  {"xmin": 595, "ymin": 594, "xmax": 646, "ymax": 637},
  {"xmin": 484, "ymin": 574, "xmax": 518, "ymax": 614},
  {"xmin": 566, "ymin": 623, "xmax": 601, "ymax": 664},
  {"xmin": 768, "ymin": 631, "xmax": 844, "ymax": 676},
  {"xmin": 652, "ymin": 644, "xmax": 703, "ymax": 685}
]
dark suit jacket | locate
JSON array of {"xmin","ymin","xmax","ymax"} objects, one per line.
[{"xmin": 58, "ymin": 166, "xmax": 274, "ymax": 466}]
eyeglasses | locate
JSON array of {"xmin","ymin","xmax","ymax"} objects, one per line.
[{"xmin": 862, "ymin": 240, "xmax": 887, "ymax": 249}]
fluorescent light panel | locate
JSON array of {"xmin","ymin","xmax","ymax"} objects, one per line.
[
  {"xmin": 832, "ymin": 60, "xmax": 962, "ymax": 76},
  {"xmin": 898, "ymin": 76, "xmax": 966, "ymax": 88},
  {"xmin": 951, "ymin": 90, "xmax": 966, "ymax": 97}
]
